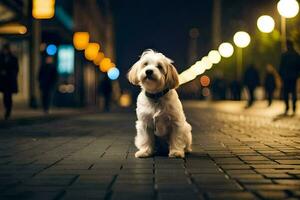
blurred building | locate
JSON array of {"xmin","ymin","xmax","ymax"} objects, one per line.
[{"xmin": 0, "ymin": 0, "xmax": 115, "ymax": 108}]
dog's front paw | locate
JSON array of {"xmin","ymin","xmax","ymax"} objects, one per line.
[
  {"xmin": 185, "ymin": 147, "xmax": 192, "ymax": 153},
  {"xmin": 169, "ymin": 150, "xmax": 185, "ymax": 158},
  {"xmin": 135, "ymin": 149, "xmax": 153, "ymax": 158}
]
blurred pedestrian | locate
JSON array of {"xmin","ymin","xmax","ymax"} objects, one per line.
[
  {"xmin": 38, "ymin": 56, "xmax": 58, "ymax": 113},
  {"xmin": 230, "ymin": 80, "xmax": 241, "ymax": 100},
  {"xmin": 264, "ymin": 64, "xmax": 276, "ymax": 106},
  {"xmin": 0, "ymin": 44, "xmax": 19, "ymax": 120},
  {"xmin": 243, "ymin": 64, "xmax": 260, "ymax": 107},
  {"xmin": 211, "ymin": 71, "xmax": 227, "ymax": 100},
  {"xmin": 279, "ymin": 40, "xmax": 300, "ymax": 115},
  {"xmin": 99, "ymin": 75, "xmax": 112, "ymax": 112}
]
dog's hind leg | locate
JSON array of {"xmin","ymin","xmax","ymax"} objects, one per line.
[
  {"xmin": 184, "ymin": 130, "xmax": 192, "ymax": 153},
  {"xmin": 184, "ymin": 123, "xmax": 192, "ymax": 153}
]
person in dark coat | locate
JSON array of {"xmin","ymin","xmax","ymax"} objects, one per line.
[
  {"xmin": 264, "ymin": 64, "xmax": 277, "ymax": 106},
  {"xmin": 243, "ymin": 64, "xmax": 260, "ymax": 107},
  {"xmin": 230, "ymin": 80, "xmax": 241, "ymax": 100},
  {"xmin": 279, "ymin": 40, "xmax": 300, "ymax": 115},
  {"xmin": 0, "ymin": 44, "xmax": 19, "ymax": 120},
  {"xmin": 38, "ymin": 56, "xmax": 58, "ymax": 113},
  {"xmin": 99, "ymin": 75, "xmax": 112, "ymax": 112}
]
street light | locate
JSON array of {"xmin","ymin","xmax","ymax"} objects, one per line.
[
  {"xmin": 233, "ymin": 31, "xmax": 251, "ymax": 79},
  {"xmin": 32, "ymin": 0, "xmax": 55, "ymax": 19},
  {"xmin": 202, "ymin": 56, "xmax": 213, "ymax": 70},
  {"xmin": 100, "ymin": 58, "xmax": 113, "ymax": 72},
  {"xmin": 218, "ymin": 42, "xmax": 234, "ymax": 58},
  {"xmin": 84, "ymin": 43, "xmax": 100, "ymax": 61},
  {"xmin": 73, "ymin": 32, "xmax": 90, "ymax": 50},
  {"xmin": 257, "ymin": 15, "xmax": 275, "ymax": 33},
  {"xmin": 208, "ymin": 50, "xmax": 221, "ymax": 64},
  {"xmin": 233, "ymin": 31, "xmax": 251, "ymax": 48},
  {"xmin": 277, "ymin": 0, "xmax": 299, "ymax": 51},
  {"xmin": 277, "ymin": 0, "xmax": 299, "ymax": 18},
  {"xmin": 93, "ymin": 52, "xmax": 105, "ymax": 65}
]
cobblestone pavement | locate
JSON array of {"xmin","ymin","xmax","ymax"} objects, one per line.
[{"xmin": 0, "ymin": 102, "xmax": 299, "ymax": 200}]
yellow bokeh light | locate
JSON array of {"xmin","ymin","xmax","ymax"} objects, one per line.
[
  {"xmin": 119, "ymin": 93, "xmax": 132, "ymax": 107},
  {"xmin": 277, "ymin": 0, "xmax": 299, "ymax": 18},
  {"xmin": 93, "ymin": 52, "xmax": 105, "ymax": 65},
  {"xmin": 73, "ymin": 32, "xmax": 90, "ymax": 50},
  {"xmin": 257, "ymin": 15, "xmax": 275, "ymax": 33},
  {"xmin": 233, "ymin": 31, "xmax": 251, "ymax": 48},
  {"xmin": 0, "ymin": 23, "xmax": 27, "ymax": 35},
  {"xmin": 208, "ymin": 50, "xmax": 221, "ymax": 64},
  {"xmin": 218, "ymin": 42, "xmax": 234, "ymax": 58},
  {"xmin": 99, "ymin": 58, "xmax": 112, "ymax": 72},
  {"xmin": 84, "ymin": 43, "xmax": 100, "ymax": 61},
  {"xmin": 32, "ymin": 0, "xmax": 55, "ymax": 19}
]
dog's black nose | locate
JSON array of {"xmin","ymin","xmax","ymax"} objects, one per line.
[{"xmin": 145, "ymin": 69, "xmax": 153, "ymax": 76}]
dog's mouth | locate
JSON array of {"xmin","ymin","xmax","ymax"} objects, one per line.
[{"xmin": 144, "ymin": 75, "xmax": 156, "ymax": 81}]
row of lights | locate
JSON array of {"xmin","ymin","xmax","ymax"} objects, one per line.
[
  {"xmin": 179, "ymin": 0, "xmax": 299, "ymax": 85},
  {"xmin": 30, "ymin": 0, "xmax": 120, "ymax": 80},
  {"xmin": 73, "ymin": 32, "xmax": 120, "ymax": 80}
]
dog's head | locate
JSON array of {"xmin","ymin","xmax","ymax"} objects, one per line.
[{"xmin": 127, "ymin": 49, "xmax": 179, "ymax": 93}]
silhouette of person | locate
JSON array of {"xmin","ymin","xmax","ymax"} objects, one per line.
[
  {"xmin": 99, "ymin": 75, "xmax": 112, "ymax": 112},
  {"xmin": 230, "ymin": 80, "xmax": 241, "ymax": 100},
  {"xmin": 279, "ymin": 40, "xmax": 300, "ymax": 115},
  {"xmin": 243, "ymin": 64, "xmax": 260, "ymax": 107},
  {"xmin": 211, "ymin": 71, "xmax": 227, "ymax": 100},
  {"xmin": 38, "ymin": 56, "xmax": 58, "ymax": 113},
  {"xmin": 264, "ymin": 64, "xmax": 276, "ymax": 106},
  {"xmin": 0, "ymin": 44, "xmax": 19, "ymax": 120}
]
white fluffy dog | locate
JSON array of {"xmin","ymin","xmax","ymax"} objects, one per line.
[{"xmin": 128, "ymin": 49, "xmax": 192, "ymax": 158}]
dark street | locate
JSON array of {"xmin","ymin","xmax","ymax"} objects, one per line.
[{"xmin": 0, "ymin": 102, "xmax": 299, "ymax": 200}]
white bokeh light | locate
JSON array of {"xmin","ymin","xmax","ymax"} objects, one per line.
[
  {"xmin": 257, "ymin": 15, "xmax": 275, "ymax": 33},
  {"xmin": 208, "ymin": 50, "xmax": 221, "ymax": 64},
  {"xmin": 218, "ymin": 42, "xmax": 234, "ymax": 58},
  {"xmin": 233, "ymin": 31, "xmax": 251, "ymax": 48},
  {"xmin": 277, "ymin": 0, "xmax": 299, "ymax": 18}
]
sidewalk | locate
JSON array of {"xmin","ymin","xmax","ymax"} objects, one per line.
[
  {"xmin": 0, "ymin": 101, "xmax": 299, "ymax": 200},
  {"xmin": 185, "ymin": 100, "xmax": 300, "ymax": 131}
]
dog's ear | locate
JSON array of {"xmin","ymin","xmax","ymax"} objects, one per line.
[
  {"xmin": 166, "ymin": 63, "xmax": 179, "ymax": 89},
  {"xmin": 127, "ymin": 61, "xmax": 140, "ymax": 85}
]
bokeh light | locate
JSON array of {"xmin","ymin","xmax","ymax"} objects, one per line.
[
  {"xmin": 32, "ymin": 0, "xmax": 55, "ymax": 19},
  {"xmin": 119, "ymin": 93, "xmax": 132, "ymax": 107},
  {"xmin": 233, "ymin": 31, "xmax": 251, "ymax": 48},
  {"xmin": 202, "ymin": 87, "xmax": 210, "ymax": 97},
  {"xmin": 84, "ymin": 43, "xmax": 100, "ymax": 61},
  {"xmin": 257, "ymin": 15, "xmax": 275, "ymax": 33},
  {"xmin": 93, "ymin": 52, "xmax": 105, "ymax": 65},
  {"xmin": 277, "ymin": 0, "xmax": 299, "ymax": 18},
  {"xmin": 107, "ymin": 67, "xmax": 120, "ymax": 80},
  {"xmin": 202, "ymin": 56, "xmax": 213, "ymax": 70},
  {"xmin": 208, "ymin": 50, "xmax": 221, "ymax": 64},
  {"xmin": 100, "ymin": 58, "xmax": 112, "ymax": 72},
  {"xmin": 190, "ymin": 61, "xmax": 205, "ymax": 75},
  {"xmin": 73, "ymin": 32, "xmax": 90, "ymax": 50},
  {"xmin": 46, "ymin": 44, "xmax": 57, "ymax": 55},
  {"xmin": 200, "ymin": 75, "xmax": 210, "ymax": 87},
  {"xmin": 218, "ymin": 42, "xmax": 234, "ymax": 58}
]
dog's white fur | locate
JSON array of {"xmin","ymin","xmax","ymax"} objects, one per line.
[{"xmin": 128, "ymin": 49, "xmax": 192, "ymax": 158}]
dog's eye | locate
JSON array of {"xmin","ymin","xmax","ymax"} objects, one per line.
[
  {"xmin": 143, "ymin": 62, "xmax": 148, "ymax": 66},
  {"xmin": 157, "ymin": 65, "xmax": 163, "ymax": 70}
]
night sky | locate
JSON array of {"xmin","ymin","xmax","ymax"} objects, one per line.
[{"xmin": 111, "ymin": 0, "xmax": 278, "ymax": 88}]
